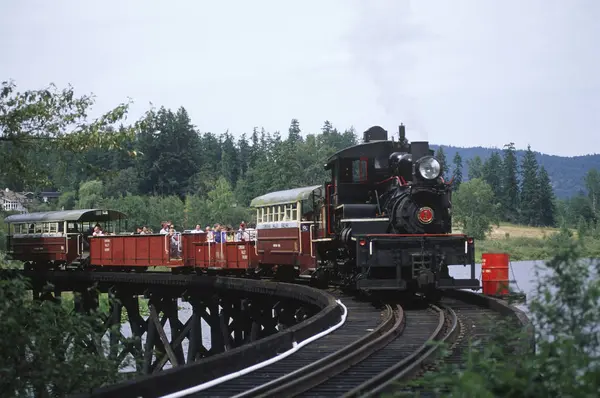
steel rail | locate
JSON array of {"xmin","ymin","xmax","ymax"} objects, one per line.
[
  {"xmin": 233, "ymin": 304, "xmax": 405, "ymax": 398},
  {"xmin": 345, "ymin": 304, "xmax": 458, "ymax": 397}
]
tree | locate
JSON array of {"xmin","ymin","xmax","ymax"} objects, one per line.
[
  {"xmin": 76, "ymin": 180, "xmax": 104, "ymax": 209},
  {"xmin": 452, "ymin": 178, "xmax": 499, "ymax": 239},
  {"xmin": 287, "ymin": 118, "xmax": 302, "ymax": 144},
  {"xmin": 135, "ymin": 107, "xmax": 202, "ymax": 197},
  {"xmin": 519, "ymin": 145, "xmax": 540, "ymax": 225},
  {"xmin": 501, "ymin": 143, "xmax": 519, "ymax": 222},
  {"xmin": 482, "ymin": 151, "xmax": 503, "ymax": 201},
  {"xmin": 451, "ymin": 152, "xmax": 463, "ymax": 191},
  {"xmin": 435, "ymin": 146, "xmax": 449, "ymax": 181},
  {"xmin": 466, "ymin": 155, "xmax": 483, "ymax": 180},
  {"xmin": 0, "ymin": 81, "xmax": 140, "ymax": 187},
  {"xmin": 537, "ymin": 166, "xmax": 556, "ymax": 226},
  {"xmin": 584, "ymin": 168, "xmax": 600, "ymax": 215},
  {"xmin": 204, "ymin": 177, "xmax": 251, "ymax": 226},
  {"xmin": 0, "ymin": 266, "xmax": 125, "ymax": 396}
]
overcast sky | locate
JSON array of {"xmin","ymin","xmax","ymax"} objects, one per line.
[{"xmin": 1, "ymin": 0, "xmax": 598, "ymax": 156}]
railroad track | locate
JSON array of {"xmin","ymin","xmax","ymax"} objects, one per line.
[
  {"xmin": 225, "ymin": 299, "xmax": 455, "ymax": 398},
  {"xmin": 187, "ymin": 294, "xmax": 507, "ymax": 398},
  {"xmin": 184, "ymin": 289, "xmax": 386, "ymax": 397}
]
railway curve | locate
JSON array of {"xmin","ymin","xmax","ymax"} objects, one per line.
[{"xmin": 153, "ymin": 289, "xmax": 531, "ymax": 398}]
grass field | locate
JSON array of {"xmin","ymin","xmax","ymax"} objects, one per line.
[
  {"xmin": 457, "ymin": 223, "xmax": 600, "ymax": 261},
  {"xmin": 488, "ymin": 223, "xmax": 564, "ymax": 240}
]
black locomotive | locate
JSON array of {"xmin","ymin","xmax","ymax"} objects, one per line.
[{"xmin": 313, "ymin": 124, "xmax": 479, "ymax": 296}]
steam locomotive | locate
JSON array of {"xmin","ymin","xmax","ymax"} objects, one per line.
[{"xmin": 310, "ymin": 124, "xmax": 479, "ymax": 296}]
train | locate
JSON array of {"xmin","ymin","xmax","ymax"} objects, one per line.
[{"xmin": 3, "ymin": 124, "xmax": 479, "ymax": 297}]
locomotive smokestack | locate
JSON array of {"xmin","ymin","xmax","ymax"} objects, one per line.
[{"xmin": 398, "ymin": 124, "xmax": 408, "ymax": 146}]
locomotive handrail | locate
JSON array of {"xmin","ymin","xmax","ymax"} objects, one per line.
[{"xmin": 309, "ymin": 224, "xmax": 315, "ymax": 258}]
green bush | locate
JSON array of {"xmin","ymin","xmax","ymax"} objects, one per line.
[
  {"xmin": 393, "ymin": 228, "xmax": 600, "ymax": 396},
  {"xmin": 0, "ymin": 264, "xmax": 128, "ymax": 396}
]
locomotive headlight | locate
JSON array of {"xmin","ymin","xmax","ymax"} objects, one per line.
[{"xmin": 417, "ymin": 157, "xmax": 441, "ymax": 180}]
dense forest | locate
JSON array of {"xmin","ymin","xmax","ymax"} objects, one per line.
[
  {"xmin": 434, "ymin": 145, "xmax": 600, "ymax": 199},
  {"xmin": 1, "ymin": 82, "xmax": 599, "ymax": 237}
]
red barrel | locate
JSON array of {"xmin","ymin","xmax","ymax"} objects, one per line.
[{"xmin": 481, "ymin": 253, "xmax": 510, "ymax": 296}]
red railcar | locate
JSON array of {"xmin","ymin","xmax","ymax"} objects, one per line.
[
  {"xmin": 4, "ymin": 209, "xmax": 127, "ymax": 270},
  {"xmin": 190, "ymin": 239, "xmax": 258, "ymax": 271},
  {"xmin": 3, "ymin": 193, "xmax": 323, "ymax": 278},
  {"xmin": 249, "ymin": 185, "xmax": 324, "ymax": 277}
]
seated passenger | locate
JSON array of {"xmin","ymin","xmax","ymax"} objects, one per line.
[
  {"xmin": 134, "ymin": 227, "xmax": 142, "ymax": 234},
  {"xmin": 141, "ymin": 226, "xmax": 150, "ymax": 234},
  {"xmin": 92, "ymin": 225, "xmax": 104, "ymax": 236}
]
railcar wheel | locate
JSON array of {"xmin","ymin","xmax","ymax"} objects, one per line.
[{"xmin": 425, "ymin": 288, "xmax": 443, "ymax": 303}]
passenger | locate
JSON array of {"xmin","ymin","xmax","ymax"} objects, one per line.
[
  {"xmin": 168, "ymin": 227, "xmax": 181, "ymax": 258},
  {"xmin": 141, "ymin": 226, "xmax": 150, "ymax": 234},
  {"xmin": 92, "ymin": 225, "xmax": 104, "ymax": 236},
  {"xmin": 236, "ymin": 222, "xmax": 249, "ymax": 242},
  {"xmin": 226, "ymin": 225, "xmax": 234, "ymax": 242},
  {"xmin": 214, "ymin": 224, "xmax": 222, "ymax": 243},
  {"xmin": 191, "ymin": 224, "xmax": 204, "ymax": 234},
  {"xmin": 159, "ymin": 222, "xmax": 169, "ymax": 234},
  {"xmin": 134, "ymin": 227, "xmax": 142, "ymax": 234},
  {"xmin": 205, "ymin": 226, "xmax": 214, "ymax": 242}
]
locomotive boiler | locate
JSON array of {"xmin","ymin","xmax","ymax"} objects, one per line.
[{"xmin": 312, "ymin": 124, "xmax": 479, "ymax": 296}]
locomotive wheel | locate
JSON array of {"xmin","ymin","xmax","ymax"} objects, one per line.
[{"xmin": 310, "ymin": 267, "xmax": 330, "ymax": 289}]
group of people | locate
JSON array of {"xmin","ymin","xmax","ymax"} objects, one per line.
[
  {"xmin": 189, "ymin": 222, "xmax": 254, "ymax": 243},
  {"xmin": 131, "ymin": 221, "xmax": 255, "ymax": 259}
]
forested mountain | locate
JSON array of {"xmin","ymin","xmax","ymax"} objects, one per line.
[{"xmin": 432, "ymin": 145, "xmax": 600, "ymax": 199}]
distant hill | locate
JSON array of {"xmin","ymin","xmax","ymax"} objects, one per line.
[{"xmin": 430, "ymin": 145, "xmax": 600, "ymax": 199}]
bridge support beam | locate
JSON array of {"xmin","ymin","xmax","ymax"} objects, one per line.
[{"xmin": 27, "ymin": 275, "xmax": 316, "ymax": 376}]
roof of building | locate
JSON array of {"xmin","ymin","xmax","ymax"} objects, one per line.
[
  {"xmin": 250, "ymin": 185, "xmax": 323, "ymax": 207},
  {"xmin": 4, "ymin": 209, "xmax": 127, "ymax": 224},
  {"xmin": 0, "ymin": 188, "xmax": 27, "ymax": 202}
]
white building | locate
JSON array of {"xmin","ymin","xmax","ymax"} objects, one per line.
[{"xmin": 1, "ymin": 188, "xmax": 29, "ymax": 213}]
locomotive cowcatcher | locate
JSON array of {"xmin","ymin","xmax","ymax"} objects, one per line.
[{"xmin": 300, "ymin": 124, "xmax": 480, "ymax": 294}]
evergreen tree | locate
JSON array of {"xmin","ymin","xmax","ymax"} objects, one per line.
[
  {"xmin": 466, "ymin": 156, "xmax": 483, "ymax": 180},
  {"xmin": 287, "ymin": 119, "xmax": 302, "ymax": 144},
  {"xmin": 482, "ymin": 151, "xmax": 503, "ymax": 202},
  {"xmin": 537, "ymin": 166, "xmax": 556, "ymax": 226},
  {"xmin": 584, "ymin": 168, "xmax": 600, "ymax": 215},
  {"xmin": 501, "ymin": 143, "xmax": 519, "ymax": 222},
  {"xmin": 220, "ymin": 132, "xmax": 239, "ymax": 187},
  {"xmin": 452, "ymin": 152, "xmax": 463, "ymax": 191},
  {"xmin": 436, "ymin": 146, "xmax": 449, "ymax": 181},
  {"xmin": 519, "ymin": 145, "xmax": 540, "ymax": 225}
]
